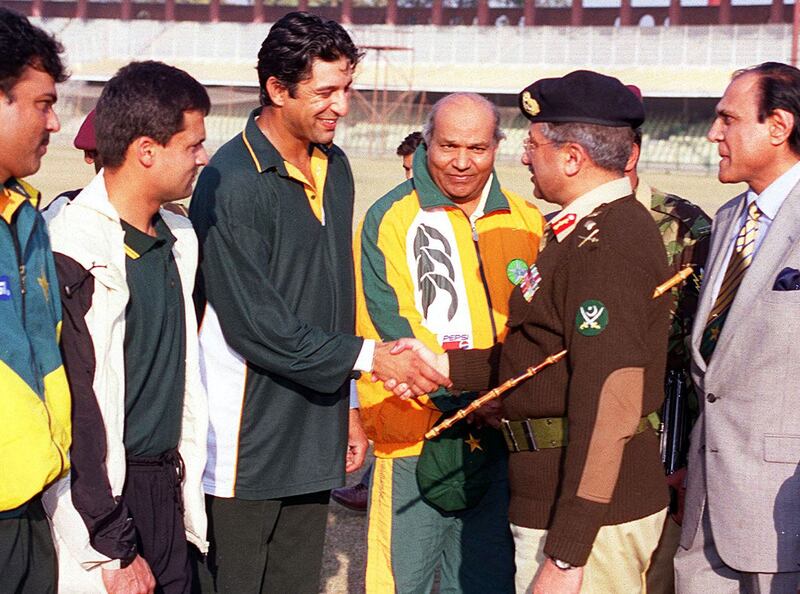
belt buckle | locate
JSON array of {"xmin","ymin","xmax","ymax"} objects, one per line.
[
  {"xmin": 501, "ymin": 419, "xmax": 520, "ymax": 452},
  {"xmin": 521, "ymin": 419, "xmax": 539, "ymax": 452}
]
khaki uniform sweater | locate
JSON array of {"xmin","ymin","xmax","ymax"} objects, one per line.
[{"xmin": 450, "ymin": 193, "xmax": 671, "ymax": 566}]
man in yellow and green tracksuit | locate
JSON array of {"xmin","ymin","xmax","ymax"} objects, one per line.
[
  {"xmin": 0, "ymin": 10, "xmax": 71, "ymax": 592},
  {"xmin": 355, "ymin": 93, "xmax": 544, "ymax": 593}
]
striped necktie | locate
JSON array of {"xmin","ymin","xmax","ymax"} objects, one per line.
[{"xmin": 700, "ymin": 201, "xmax": 761, "ymax": 362}]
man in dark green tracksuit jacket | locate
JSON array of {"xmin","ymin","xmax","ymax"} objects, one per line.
[{"xmin": 189, "ymin": 12, "xmax": 449, "ymax": 594}]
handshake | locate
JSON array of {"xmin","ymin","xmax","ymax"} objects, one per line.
[{"xmin": 372, "ymin": 339, "xmax": 452, "ymax": 399}]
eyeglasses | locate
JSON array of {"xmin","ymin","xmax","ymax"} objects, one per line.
[{"xmin": 522, "ymin": 137, "xmax": 555, "ymax": 152}]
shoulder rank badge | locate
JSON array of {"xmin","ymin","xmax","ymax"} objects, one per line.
[
  {"xmin": 552, "ymin": 213, "xmax": 576, "ymax": 234},
  {"xmin": 576, "ymin": 299, "xmax": 608, "ymax": 336},
  {"xmin": 577, "ymin": 219, "xmax": 600, "ymax": 248}
]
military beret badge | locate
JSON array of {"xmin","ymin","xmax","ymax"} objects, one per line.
[{"xmin": 521, "ymin": 91, "xmax": 540, "ymax": 117}]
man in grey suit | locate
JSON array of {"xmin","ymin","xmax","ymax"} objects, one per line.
[{"xmin": 675, "ymin": 61, "xmax": 800, "ymax": 592}]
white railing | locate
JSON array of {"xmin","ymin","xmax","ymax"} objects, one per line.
[{"xmin": 36, "ymin": 17, "xmax": 793, "ymax": 95}]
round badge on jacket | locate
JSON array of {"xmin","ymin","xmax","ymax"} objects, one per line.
[{"xmin": 575, "ymin": 299, "xmax": 608, "ymax": 336}]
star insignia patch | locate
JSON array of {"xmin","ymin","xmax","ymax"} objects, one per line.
[
  {"xmin": 37, "ymin": 272, "xmax": 50, "ymax": 303},
  {"xmin": 465, "ymin": 433, "xmax": 483, "ymax": 453}
]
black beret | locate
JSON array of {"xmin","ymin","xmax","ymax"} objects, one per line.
[{"xmin": 519, "ymin": 70, "xmax": 645, "ymax": 129}]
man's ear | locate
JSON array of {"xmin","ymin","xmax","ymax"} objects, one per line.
[
  {"xmin": 266, "ymin": 76, "xmax": 289, "ymax": 107},
  {"xmin": 768, "ymin": 108, "xmax": 795, "ymax": 148},
  {"xmin": 132, "ymin": 137, "xmax": 157, "ymax": 168},
  {"xmin": 625, "ymin": 142, "xmax": 640, "ymax": 175},
  {"xmin": 563, "ymin": 142, "xmax": 587, "ymax": 178}
]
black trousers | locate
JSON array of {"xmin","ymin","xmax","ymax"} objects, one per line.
[
  {"xmin": 0, "ymin": 497, "xmax": 56, "ymax": 594},
  {"xmin": 125, "ymin": 451, "xmax": 192, "ymax": 594},
  {"xmin": 197, "ymin": 491, "xmax": 330, "ymax": 594}
]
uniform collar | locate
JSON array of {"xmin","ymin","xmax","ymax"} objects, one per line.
[
  {"xmin": 242, "ymin": 108, "xmax": 331, "ymax": 176},
  {"xmin": 550, "ymin": 177, "xmax": 631, "ymax": 242},
  {"xmin": 411, "ymin": 144, "xmax": 509, "ymax": 214}
]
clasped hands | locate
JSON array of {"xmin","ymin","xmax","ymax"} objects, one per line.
[{"xmin": 372, "ymin": 338, "xmax": 451, "ymax": 399}]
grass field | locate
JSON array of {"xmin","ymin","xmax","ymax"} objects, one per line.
[{"xmin": 28, "ymin": 146, "xmax": 745, "ymax": 593}]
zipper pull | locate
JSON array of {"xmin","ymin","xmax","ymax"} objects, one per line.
[
  {"xmin": 471, "ymin": 221, "xmax": 478, "ymax": 243},
  {"xmin": 19, "ymin": 264, "xmax": 26, "ymax": 295}
]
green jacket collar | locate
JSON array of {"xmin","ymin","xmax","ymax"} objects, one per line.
[
  {"xmin": 121, "ymin": 214, "xmax": 175, "ymax": 259},
  {"xmin": 411, "ymin": 144, "xmax": 509, "ymax": 214},
  {"xmin": 4, "ymin": 177, "xmax": 39, "ymax": 211},
  {"xmin": 241, "ymin": 108, "xmax": 331, "ymax": 176}
]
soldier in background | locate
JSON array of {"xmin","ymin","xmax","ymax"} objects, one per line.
[
  {"xmin": 42, "ymin": 109, "xmax": 99, "ymax": 221},
  {"xmin": 398, "ymin": 130, "xmax": 423, "ymax": 179},
  {"xmin": 624, "ymin": 86, "xmax": 712, "ymax": 594},
  {"xmin": 44, "ymin": 108, "xmax": 190, "ymax": 221}
]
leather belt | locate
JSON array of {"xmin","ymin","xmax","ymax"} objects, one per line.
[{"xmin": 501, "ymin": 412, "xmax": 660, "ymax": 453}]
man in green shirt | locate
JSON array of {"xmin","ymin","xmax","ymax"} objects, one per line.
[
  {"xmin": 46, "ymin": 60, "xmax": 211, "ymax": 593},
  {"xmin": 190, "ymin": 12, "xmax": 447, "ymax": 593}
]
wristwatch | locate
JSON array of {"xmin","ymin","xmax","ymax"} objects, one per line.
[{"xmin": 551, "ymin": 557, "xmax": 576, "ymax": 571}]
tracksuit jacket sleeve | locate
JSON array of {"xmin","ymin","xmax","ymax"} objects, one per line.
[
  {"xmin": 543, "ymin": 241, "xmax": 653, "ymax": 566},
  {"xmin": 197, "ymin": 203, "xmax": 363, "ymax": 394},
  {"xmin": 357, "ymin": 215, "xmax": 457, "ymax": 411},
  {"xmin": 55, "ymin": 254, "xmax": 137, "ymax": 564}
]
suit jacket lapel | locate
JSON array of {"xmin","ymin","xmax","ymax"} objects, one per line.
[
  {"xmin": 690, "ymin": 194, "xmax": 746, "ymax": 374},
  {"xmin": 714, "ymin": 180, "xmax": 800, "ymax": 356}
]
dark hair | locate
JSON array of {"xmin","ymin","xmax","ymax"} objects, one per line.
[
  {"xmin": 0, "ymin": 8, "xmax": 67, "ymax": 97},
  {"xmin": 633, "ymin": 127, "xmax": 643, "ymax": 147},
  {"xmin": 257, "ymin": 11, "xmax": 363, "ymax": 107},
  {"xmin": 734, "ymin": 62, "xmax": 800, "ymax": 156},
  {"xmin": 396, "ymin": 131, "xmax": 423, "ymax": 157},
  {"xmin": 95, "ymin": 61, "xmax": 210, "ymax": 168}
]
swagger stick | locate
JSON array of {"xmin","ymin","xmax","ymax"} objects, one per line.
[
  {"xmin": 653, "ymin": 266, "xmax": 694, "ymax": 299},
  {"xmin": 424, "ymin": 350, "xmax": 567, "ymax": 440},
  {"xmin": 424, "ymin": 266, "xmax": 696, "ymax": 440}
]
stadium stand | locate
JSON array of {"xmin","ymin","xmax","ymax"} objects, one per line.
[{"xmin": 30, "ymin": 18, "xmax": 787, "ymax": 169}]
